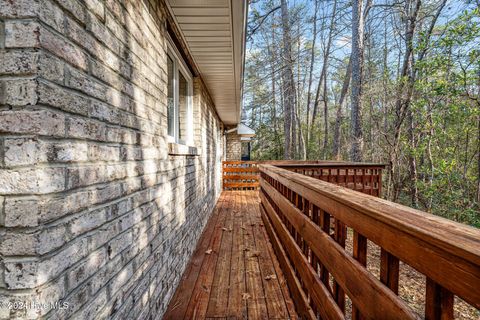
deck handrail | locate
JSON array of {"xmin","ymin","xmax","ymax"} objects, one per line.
[{"xmin": 259, "ymin": 164, "xmax": 480, "ymax": 319}]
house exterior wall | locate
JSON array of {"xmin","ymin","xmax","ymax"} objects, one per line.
[
  {"xmin": 226, "ymin": 132, "xmax": 242, "ymax": 160},
  {"xmin": 0, "ymin": 0, "xmax": 224, "ymax": 319}
]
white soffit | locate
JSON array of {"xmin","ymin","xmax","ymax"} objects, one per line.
[{"xmin": 166, "ymin": 0, "xmax": 247, "ymax": 125}]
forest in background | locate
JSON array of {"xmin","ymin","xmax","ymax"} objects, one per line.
[{"xmin": 244, "ymin": 0, "xmax": 480, "ymax": 226}]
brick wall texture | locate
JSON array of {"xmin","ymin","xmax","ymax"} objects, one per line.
[
  {"xmin": 0, "ymin": 0, "xmax": 224, "ymax": 319},
  {"xmin": 226, "ymin": 132, "xmax": 241, "ymax": 161}
]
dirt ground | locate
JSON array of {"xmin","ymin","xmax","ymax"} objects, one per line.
[{"xmin": 341, "ymin": 228, "xmax": 480, "ymax": 319}]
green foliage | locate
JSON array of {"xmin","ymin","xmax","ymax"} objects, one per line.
[
  {"xmin": 245, "ymin": 0, "xmax": 480, "ymax": 227},
  {"xmin": 408, "ymin": 7, "xmax": 480, "ymax": 226}
]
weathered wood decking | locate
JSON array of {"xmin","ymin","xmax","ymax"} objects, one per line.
[{"xmin": 163, "ymin": 191, "xmax": 298, "ymax": 319}]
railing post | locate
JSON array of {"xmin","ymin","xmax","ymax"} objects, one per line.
[
  {"xmin": 319, "ymin": 210, "xmax": 331, "ymax": 289},
  {"xmin": 352, "ymin": 231, "xmax": 367, "ymax": 319},
  {"xmin": 378, "ymin": 168, "xmax": 383, "ymax": 197},
  {"xmin": 311, "ymin": 205, "xmax": 320, "ymax": 274},
  {"xmin": 333, "ymin": 219, "xmax": 347, "ymax": 312},
  {"xmin": 380, "ymin": 249, "xmax": 400, "ymax": 294},
  {"xmin": 425, "ymin": 278, "xmax": 454, "ymax": 320}
]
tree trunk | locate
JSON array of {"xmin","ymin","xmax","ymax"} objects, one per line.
[
  {"xmin": 427, "ymin": 103, "xmax": 434, "ymax": 211},
  {"xmin": 333, "ymin": 59, "xmax": 352, "ymax": 160},
  {"xmin": 310, "ymin": 0, "xmax": 337, "ymax": 155},
  {"xmin": 388, "ymin": 0, "xmax": 422, "ymax": 201},
  {"xmin": 268, "ymin": 42, "xmax": 281, "ymax": 159},
  {"xmin": 305, "ymin": 0, "xmax": 319, "ymax": 158},
  {"xmin": 280, "ymin": 0, "xmax": 296, "ymax": 159},
  {"xmin": 296, "ymin": 17, "xmax": 306, "ymax": 159},
  {"xmin": 477, "ymin": 68, "xmax": 480, "ymax": 203},
  {"xmin": 322, "ymin": 0, "xmax": 337, "ymax": 159},
  {"xmin": 477, "ymin": 114, "xmax": 480, "ymax": 204},
  {"xmin": 407, "ymin": 109, "xmax": 419, "ymax": 207},
  {"xmin": 333, "ymin": 0, "xmax": 370, "ymax": 161},
  {"xmin": 350, "ymin": 0, "xmax": 365, "ymax": 162},
  {"xmin": 296, "ymin": 110, "xmax": 306, "ymax": 160},
  {"xmin": 322, "ymin": 66, "xmax": 329, "ymax": 159}
]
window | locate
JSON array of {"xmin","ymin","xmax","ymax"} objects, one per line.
[{"xmin": 166, "ymin": 44, "xmax": 193, "ymax": 145}]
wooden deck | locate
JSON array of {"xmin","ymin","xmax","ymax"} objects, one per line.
[{"xmin": 163, "ymin": 191, "xmax": 298, "ymax": 319}]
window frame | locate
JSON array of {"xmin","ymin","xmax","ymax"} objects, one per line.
[{"xmin": 166, "ymin": 36, "xmax": 193, "ymax": 146}]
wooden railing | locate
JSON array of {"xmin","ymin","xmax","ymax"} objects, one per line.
[
  {"xmin": 277, "ymin": 163, "xmax": 384, "ymax": 197},
  {"xmin": 259, "ymin": 164, "xmax": 480, "ymax": 319},
  {"xmin": 222, "ymin": 161, "xmax": 260, "ymax": 190},
  {"xmin": 222, "ymin": 161, "xmax": 385, "ymax": 193}
]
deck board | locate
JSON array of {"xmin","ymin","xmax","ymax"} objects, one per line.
[
  {"xmin": 164, "ymin": 191, "xmax": 298, "ymax": 320},
  {"xmin": 249, "ymin": 193, "xmax": 295, "ymax": 319},
  {"xmin": 244, "ymin": 191, "xmax": 269, "ymax": 319},
  {"xmin": 207, "ymin": 192, "xmax": 235, "ymax": 317},
  {"xmin": 225, "ymin": 192, "xmax": 247, "ymax": 318}
]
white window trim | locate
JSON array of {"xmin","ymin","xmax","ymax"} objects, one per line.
[{"xmin": 166, "ymin": 36, "xmax": 193, "ymax": 146}]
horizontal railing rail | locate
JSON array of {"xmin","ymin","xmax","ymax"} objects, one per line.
[{"xmin": 259, "ymin": 164, "xmax": 480, "ymax": 320}]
